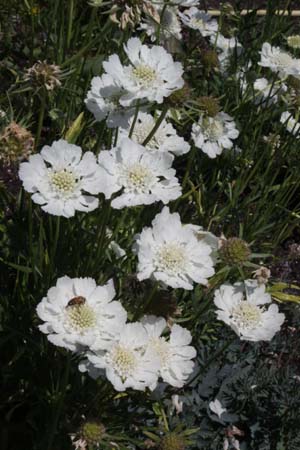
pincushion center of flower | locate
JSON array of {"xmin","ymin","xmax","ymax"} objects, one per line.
[
  {"xmin": 132, "ymin": 122, "xmax": 159, "ymax": 149},
  {"xmin": 156, "ymin": 243, "xmax": 187, "ymax": 275},
  {"xmin": 191, "ymin": 17, "xmax": 204, "ymax": 28},
  {"xmin": 274, "ymin": 52, "xmax": 293, "ymax": 68},
  {"xmin": 150, "ymin": 337, "xmax": 170, "ymax": 367},
  {"xmin": 204, "ymin": 118, "xmax": 224, "ymax": 140},
  {"xmin": 50, "ymin": 169, "xmax": 77, "ymax": 195},
  {"xmin": 109, "ymin": 345, "xmax": 137, "ymax": 378},
  {"xmin": 124, "ymin": 163, "xmax": 153, "ymax": 192},
  {"xmin": 67, "ymin": 304, "xmax": 97, "ymax": 332},
  {"xmin": 132, "ymin": 65, "xmax": 157, "ymax": 86},
  {"xmin": 231, "ymin": 302, "xmax": 262, "ymax": 329}
]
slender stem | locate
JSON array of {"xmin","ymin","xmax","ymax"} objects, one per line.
[
  {"xmin": 35, "ymin": 89, "xmax": 47, "ymax": 150},
  {"xmin": 47, "ymin": 354, "xmax": 71, "ymax": 450},
  {"xmin": 66, "ymin": 0, "xmax": 74, "ymax": 49},
  {"xmin": 142, "ymin": 105, "xmax": 168, "ymax": 146},
  {"xmin": 128, "ymin": 101, "xmax": 140, "ymax": 138},
  {"xmin": 51, "ymin": 216, "xmax": 61, "ymax": 273}
]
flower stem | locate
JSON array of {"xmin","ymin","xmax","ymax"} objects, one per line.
[
  {"xmin": 35, "ymin": 89, "xmax": 47, "ymax": 150},
  {"xmin": 142, "ymin": 104, "xmax": 168, "ymax": 146},
  {"xmin": 66, "ymin": 0, "xmax": 74, "ymax": 49}
]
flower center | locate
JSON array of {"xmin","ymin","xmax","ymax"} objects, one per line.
[
  {"xmin": 50, "ymin": 169, "xmax": 77, "ymax": 195},
  {"xmin": 123, "ymin": 163, "xmax": 154, "ymax": 193},
  {"xmin": 132, "ymin": 122, "xmax": 160, "ymax": 149},
  {"xmin": 204, "ymin": 118, "xmax": 224, "ymax": 140},
  {"xmin": 132, "ymin": 65, "xmax": 157, "ymax": 86},
  {"xmin": 155, "ymin": 243, "xmax": 187, "ymax": 275},
  {"xmin": 231, "ymin": 302, "xmax": 262, "ymax": 330},
  {"xmin": 150, "ymin": 337, "xmax": 170, "ymax": 367},
  {"xmin": 191, "ymin": 17, "xmax": 204, "ymax": 28},
  {"xmin": 109, "ymin": 344, "xmax": 137, "ymax": 379},
  {"xmin": 66, "ymin": 304, "xmax": 97, "ymax": 332},
  {"xmin": 274, "ymin": 52, "xmax": 294, "ymax": 68}
]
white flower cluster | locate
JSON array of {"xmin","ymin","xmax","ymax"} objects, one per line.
[{"xmin": 36, "ymin": 276, "xmax": 197, "ymax": 391}]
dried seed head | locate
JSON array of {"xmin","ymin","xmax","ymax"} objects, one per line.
[
  {"xmin": 159, "ymin": 433, "xmax": 186, "ymax": 450},
  {"xmin": 219, "ymin": 237, "xmax": 251, "ymax": 266},
  {"xmin": 24, "ymin": 60, "xmax": 62, "ymax": 91},
  {"xmin": 167, "ymin": 84, "xmax": 191, "ymax": 107},
  {"xmin": 201, "ymin": 49, "xmax": 219, "ymax": 72},
  {"xmin": 81, "ymin": 421, "xmax": 106, "ymax": 446},
  {"xmin": 197, "ymin": 96, "xmax": 220, "ymax": 117},
  {"xmin": 252, "ymin": 266, "xmax": 271, "ymax": 285},
  {"xmin": 0, "ymin": 122, "xmax": 34, "ymax": 165}
]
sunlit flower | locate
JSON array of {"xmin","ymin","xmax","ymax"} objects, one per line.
[
  {"xmin": 85, "ymin": 74, "xmax": 136, "ymax": 128},
  {"xmin": 252, "ymin": 77, "xmax": 287, "ymax": 105},
  {"xmin": 19, "ymin": 139, "xmax": 103, "ymax": 217},
  {"xmin": 192, "ymin": 112, "xmax": 239, "ymax": 158},
  {"xmin": 103, "ymin": 37, "xmax": 184, "ymax": 106},
  {"xmin": 259, "ymin": 42, "xmax": 300, "ymax": 79},
  {"xmin": 214, "ymin": 280, "xmax": 285, "ymax": 341},
  {"xmin": 119, "ymin": 112, "xmax": 190, "ymax": 157},
  {"xmin": 280, "ymin": 111, "xmax": 300, "ymax": 138},
  {"xmin": 36, "ymin": 277, "xmax": 127, "ymax": 352},
  {"xmin": 81, "ymin": 323, "xmax": 160, "ymax": 391},
  {"xmin": 287, "ymin": 34, "xmax": 300, "ymax": 50},
  {"xmin": 142, "ymin": 315, "xmax": 196, "ymax": 387},
  {"xmin": 97, "ymin": 138, "xmax": 182, "ymax": 209},
  {"xmin": 139, "ymin": 6, "xmax": 182, "ymax": 43},
  {"xmin": 179, "ymin": 7, "xmax": 218, "ymax": 37},
  {"xmin": 134, "ymin": 206, "xmax": 215, "ymax": 289}
]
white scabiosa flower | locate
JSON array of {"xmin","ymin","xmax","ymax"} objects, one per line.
[
  {"xmin": 179, "ymin": 7, "xmax": 218, "ymax": 36},
  {"xmin": 103, "ymin": 37, "xmax": 184, "ymax": 106},
  {"xmin": 85, "ymin": 74, "xmax": 136, "ymax": 128},
  {"xmin": 172, "ymin": 0, "xmax": 200, "ymax": 6},
  {"xmin": 119, "ymin": 112, "xmax": 190, "ymax": 157},
  {"xmin": 134, "ymin": 206, "xmax": 215, "ymax": 289},
  {"xmin": 82, "ymin": 323, "xmax": 160, "ymax": 391},
  {"xmin": 280, "ymin": 111, "xmax": 300, "ymax": 138},
  {"xmin": 142, "ymin": 316, "xmax": 197, "ymax": 388},
  {"xmin": 192, "ymin": 112, "xmax": 239, "ymax": 158},
  {"xmin": 18, "ymin": 140, "xmax": 102, "ymax": 218},
  {"xmin": 210, "ymin": 33, "xmax": 242, "ymax": 71},
  {"xmin": 259, "ymin": 43, "xmax": 300, "ymax": 79},
  {"xmin": 139, "ymin": 6, "xmax": 182, "ymax": 43},
  {"xmin": 214, "ymin": 280, "xmax": 285, "ymax": 341},
  {"xmin": 97, "ymin": 138, "xmax": 182, "ymax": 209},
  {"xmin": 36, "ymin": 277, "xmax": 127, "ymax": 352},
  {"xmin": 252, "ymin": 78, "xmax": 287, "ymax": 105}
]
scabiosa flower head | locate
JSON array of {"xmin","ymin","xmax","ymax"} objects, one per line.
[
  {"xmin": 259, "ymin": 43, "xmax": 300, "ymax": 79},
  {"xmin": 85, "ymin": 74, "xmax": 136, "ymax": 128},
  {"xmin": 142, "ymin": 316, "xmax": 196, "ymax": 387},
  {"xmin": 192, "ymin": 112, "xmax": 239, "ymax": 158},
  {"xmin": 19, "ymin": 139, "xmax": 104, "ymax": 217},
  {"xmin": 81, "ymin": 322, "xmax": 160, "ymax": 391},
  {"xmin": 252, "ymin": 78, "xmax": 287, "ymax": 105},
  {"xmin": 280, "ymin": 111, "xmax": 300, "ymax": 138},
  {"xmin": 139, "ymin": 6, "xmax": 182, "ymax": 43},
  {"xmin": 103, "ymin": 37, "xmax": 184, "ymax": 106},
  {"xmin": 119, "ymin": 112, "xmax": 190, "ymax": 157},
  {"xmin": 134, "ymin": 206, "xmax": 215, "ymax": 289},
  {"xmin": 210, "ymin": 33, "xmax": 242, "ymax": 71},
  {"xmin": 24, "ymin": 60, "xmax": 62, "ymax": 91},
  {"xmin": 37, "ymin": 277, "xmax": 127, "ymax": 352},
  {"xmin": 0, "ymin": 122, "xmax": 34, "ymax": 165},
  {"xmin": 219, "ymin": 237, "xmax": 251, "ymax": 266},
  {"xmin": 97, "ymin": 138, "xmax": 182, "ymax": 209},
  {"xmin": 214, "ymin": 280, "xmax": 285, "ymax": 341},
  {"xmin": 179, "ymin": 7, "xmax": 218, "ymax": 37},
  {"xmin": 287, "ymin": 35, "xmax": 300, "ymax": 50}
]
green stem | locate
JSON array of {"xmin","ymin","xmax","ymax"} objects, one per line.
[
  {"xmin": 66, "ymin": 0, "xmax": 74, "ymax": 49},
  {"xmin": 35, "ymin": 90, "xmax": 47, "ymax": 150},
  {"xmin": 128, "ymin": 101, "xmax": 140, "ymax": 138},
  {"xmin": 47, "ymin": 354, "xmax": 71, "ymax": 450},
  {"xmin": 142, "ymin": 105, "xmax": 168, "ymax": 146}
]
